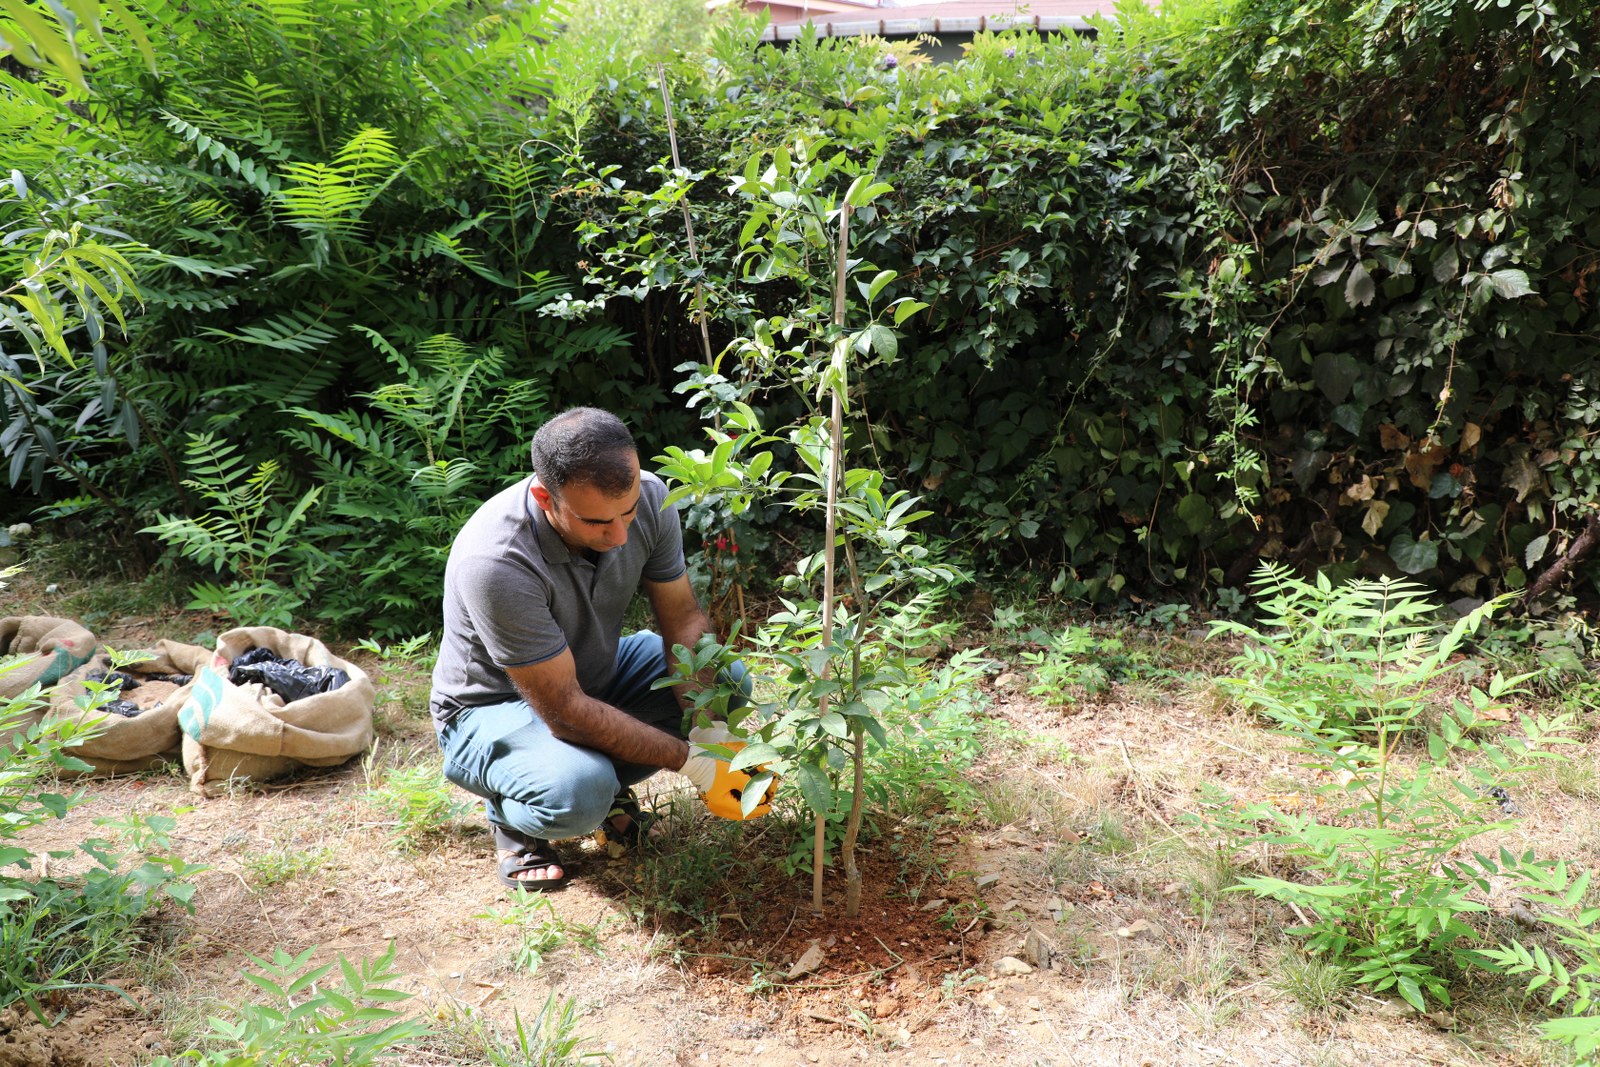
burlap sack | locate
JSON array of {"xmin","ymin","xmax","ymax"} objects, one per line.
[
  {"xmin": 179, "ymin": 627, "xmax": 375, "ymax": 795},
  {"xmin": 47, "ymin": 640, "xmax": 212, "ymax": 776},
  {"xmin": 0, "ymin": 616, "xmax": 97, "ymax": 699}
]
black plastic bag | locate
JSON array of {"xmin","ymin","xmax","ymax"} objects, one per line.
[{"xmin": 228, "ymin": 647, "xmax": 351, "ymax": 704}]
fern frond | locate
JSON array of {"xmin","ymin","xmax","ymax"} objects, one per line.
[
  {"xmin": 222, "ymin": 74, "xmax": 302, "ymax": 138},
  {"xmin": 289, "ymin": 407, "xmax": 402, "ymax": 463},
  {"xmin": 201, "ymin": 310, "xmax": 337, "ymax": 354},
  {"xmin": 131, "ymin": 247, "xmax": 257, "ymax": 280},
  {"xmin": 141, "ymin": 286, "xmax": 242, "ymax": 313},
  {"xmin": 353, "ymin": 324, "xmax": 413, "ymax": 376},
  {"xmin": 260, "ymin": 0, "xmax": 318, "ymax": 43},
  {"xmin": 275, "ymin": 161, "xmax": 369, "ymax": 237},
  {"xmin": 177, "ymin": 431, "xmax": 252, "ymax": 493},
  {"xmin": 276, "ymin": 126, "xmax": 404, "ymax": 239},
  {"xmin": 160, "ymin": 112, "xmax": 279, "ymax": 194},
  {"xmin": 332, "ymin": 126, "xmax": 402, "ymax": 185},
  {"xmin": 414, "ymin": 334, "xmax": 477, "ymax": 375},
  {"xmin": 513, "ymin": 270, "xmax": 580, "ymax": 310},
  {"xmin": 410, "ymin": 458, "xmax": 481, "ymax": 500},
  {"xmin": 482, "ymin": 377, "xmax": 551, "ymax": 433},
  {"xmin": 427, "ymin": 229, "xmax": 515, "ymax": 287}
]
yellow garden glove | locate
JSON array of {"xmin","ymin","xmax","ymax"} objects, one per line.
[{"xmin": 680, "ymin": 722, "xmax": 774, "ymax": 820}]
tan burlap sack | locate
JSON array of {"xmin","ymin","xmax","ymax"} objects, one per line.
[
  {"xmin": 178, "ymin": 627, "xmax": 375, "ymax": 796},
  {"xmin": 0, "ymin": 616, "xmax": 97, "ymax": 699},
  {"xmin": 47, "ymin": 640, "xmax": 212, "ymax": 776}
]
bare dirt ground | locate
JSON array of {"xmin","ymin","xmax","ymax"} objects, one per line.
[{"xmin": 1, "ymin": 592, "xmax": 1589, "ymax": 1067}]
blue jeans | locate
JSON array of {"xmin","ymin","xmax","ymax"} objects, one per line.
[{"xmin": 437, "ymin": 631, "xmax": 747, "ymax": 843}]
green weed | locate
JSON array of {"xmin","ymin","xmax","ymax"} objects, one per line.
[
  {"xmin": 145, "ymin": 945, "xmax": 427, "ymax": 1065},
  {"xmin": 1088, "ymin": 813, "xmax": 1136, "ymax": 856},
  {"xmin": 474, "ymin": 894, "xmax": 606, "ymax": 976},
  {"xmin": 351, "ymin": 633, "xmax": 437, "ymax": 666},
  {"xmin": 1172, "ymin": 938, "xmax": 1241, "ymax": 1033},
  {"xmin": 362, "ymin": 759, "xmax": 475, "ymax": 848},
  {"xmin": 239, "ymin": 845, "xmax": 332, "ymax": 889},
  {"xmin": 1021, "ymin": 626, "xmax": 1167, "ymax": 705},
  {"xmin": 1205, "ymin": 564, "xmax": 1578, "ymax": 1012},
  {"xmin": 620, "ymin": 810, "xmax": 750, "ymax": 929},
  {"xmin": 0, "ymin": 659, "xmax": 206, "ymax": 1020},
  {"xmin": 427, "ymin": 995, "xmax": 605, "ymax": 1067},
  {"xmin": 1272, "ymin": 947, "xmax": 1354, "ymax": 1013}
]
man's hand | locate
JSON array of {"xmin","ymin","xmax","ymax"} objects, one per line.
[{"xmin": 680, "ymin": 722, "xmax": 773, "ymax": 820}]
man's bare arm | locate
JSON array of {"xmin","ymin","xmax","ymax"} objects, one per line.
[
  {"xmin": 645, "ymin": 574, "xmax": 720, "ymax": 717},
  {"xmin": 506, "ymin": 651, "xmax": 689, "ymax": 770}
]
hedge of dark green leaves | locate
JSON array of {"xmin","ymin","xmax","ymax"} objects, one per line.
[{"xmin": 561, "ymin": 0, "xmax": 1600, "ymax": 606}]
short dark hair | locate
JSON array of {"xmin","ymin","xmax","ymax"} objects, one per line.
[{"xmin": 530, "ymin": 408, "xmax": 638, "ymax": 498}]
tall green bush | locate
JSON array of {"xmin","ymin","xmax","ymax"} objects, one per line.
[
  {"xmin": 0, "ymin": 0, "xmax": 643, "ymax": 630},
  {"xmin": 1174, "ymin": 0, "xmax": 1600, "ymax": 601}
]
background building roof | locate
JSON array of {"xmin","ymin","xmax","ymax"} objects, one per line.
[{"xmin": 758, "ymin": 0, "xmax": 1118, "ymax": 40}]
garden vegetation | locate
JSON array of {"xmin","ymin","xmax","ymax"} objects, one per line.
[{"xmin": 5, "ymin": 0, "xmax": 1600, "ymax": 1061}]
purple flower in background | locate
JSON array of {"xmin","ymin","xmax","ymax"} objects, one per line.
[
  {"xmin": 1004, "ymin": 47, "xmax": 1017, "ymax": 59},
  {"xmin": 882, "ymin": 54, "xmax": 898, "ymax": 70}
]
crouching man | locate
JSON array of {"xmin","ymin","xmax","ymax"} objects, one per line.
[{"xmin": 430, "ymin": 407, "xmax": 766, "ymax": 891}]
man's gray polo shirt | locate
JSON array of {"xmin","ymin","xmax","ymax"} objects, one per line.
[{"xmin": 429, "ymin": 472, "xmax": 686, "ymax": 726}]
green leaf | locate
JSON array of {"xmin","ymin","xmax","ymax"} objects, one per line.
[
  {"xmin": 1177, "ymin": 493, "xmax": 1215, "ymax": 535},
  {"xmin": 892, "ymin": 299, "xmax": 929, "ymax": 325},
  {"xmin": 1432, "ymin": 244, "xmax": 1460, "ymax": 283},
  {"xmin": 1524, "ymin": 533, "xmax": 1549, "ymax": 569},
  {"xmin": 1313, "ymin": 352, "xmax": 1362, "ymax": 404},
  {"xmin": 1389, "ymin": 532, "xmax": 1439, "ymax": 574},
  {"xmin": 795, "ymin": 763, "xmax": 833, "ymax": 816},
  {"xmin": 843, "ymin": 177, "xmax": 893, "ymax": 208},
  {"xmin": 1344, "ymin": 260, "xmax": 1375, "ymax": 307},
  {"xmin": 729, "ymin": 742, "xmax": 780, "ymax": 771},
  {"xmin": 1488, "ymin": 268, "xmax": 1533, "ymax": 299},
  {"xmin": 741, "ymin": 771, "xmax": 776, "ymax": 816},
  {"xmin": 866, "ymin": 323, "xmax": 896, "ymax": 360}
]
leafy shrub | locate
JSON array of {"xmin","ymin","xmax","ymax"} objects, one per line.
[
  {"xmin": 2, "ymin": 0, "xmax": 638, "ymax": 629},
  {"xmin": 1202, "ymin": 564, "xmax": 1576, "ymax": 1010},
  {"xmin": 141, "ymin": 432, "xmax": 322, "ymax": 627},
  {"xmin": 1480, "ymin": 858, "xmax": 1600, "ymax": 1061},
  {"xmin": 363, "ymin": 762, "xmax": 476, "ymax": 850},
  {"xmin": 0, "ymin": 658, "xmax": 205, "ymax": 1019},
  {"xmin": 282, "ymin": 332, "xmax": 551, "ymax": 635},
  {"xmin": 147, "ymin": 945, "xmax": 427, "ymax": 1066}
]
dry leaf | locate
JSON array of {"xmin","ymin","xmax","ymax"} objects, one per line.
[
  {"xmin": 1404, "ymin": 443, "xmax": 1447, "ymax": 489},
  {"xmin": 1362, "ymin": 499, "xmax": 1391, "ymax": 537},
  {"xmin": 1461, "ymin": 422, "xmax": 1481, "ymax": 452},
  {"xmin": 788, "ymin": 941, "xmax": 827, "ymax": 979},
  {"xmin": 1380, "ymin": 424, "xmax": 1411, "ymax": 450}
]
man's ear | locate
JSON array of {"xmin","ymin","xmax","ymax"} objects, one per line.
[{"xmin": 530, "ymin": 480, "xmax": 554, "ymax": 512}]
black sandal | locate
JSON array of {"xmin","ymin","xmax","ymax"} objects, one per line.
[
  {"xmin": 491, "ymin": 824, "xmax": 568, "ymax": 893},
  {"xmin": 594, "ymin": 788, "xmax": 658, "ymax": 855}
]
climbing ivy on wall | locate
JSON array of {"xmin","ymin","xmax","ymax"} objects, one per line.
[{"xmin": 557, "ymin": 0, "xmax": 1600, "ymax": 606}]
